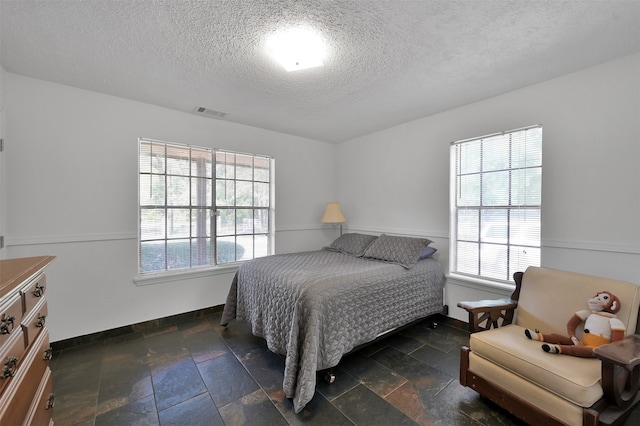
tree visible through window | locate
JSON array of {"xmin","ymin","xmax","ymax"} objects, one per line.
[
  {"xmin": 138, "ymin": 139, "xmax": 272, "ymax": 274},
  {"xmin": 450, "ymin": 125, "xmax": 542, "ymax": 282}
]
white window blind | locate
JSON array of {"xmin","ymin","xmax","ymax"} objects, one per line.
[
  {"xmin": 138, "ymin": 139, "xmax": 272, "ymax": 274},
  {"xmin": 214, "ymin": 150, "xmax": 272, "ymax": 264},
  {"xmin": 450, "ymin": 125, "xmax": 542, "ymax": 282}
]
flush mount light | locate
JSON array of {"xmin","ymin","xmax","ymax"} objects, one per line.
[{"xmin": 266, "ymin": 26, "xmax": 327, "ymax": 72}]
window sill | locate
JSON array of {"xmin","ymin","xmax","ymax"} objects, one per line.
[
  {"xmin": 134, "ymin": 264, "xmax": 240, "ymax": 286},
  {"xmin": 446, "ymin": 273, "xmax": 516, "ymax": 293}
]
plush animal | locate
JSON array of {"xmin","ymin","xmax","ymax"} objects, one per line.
[{"xmin": 524, "ymin": 291, "xmax": 626, "ymax": 357}]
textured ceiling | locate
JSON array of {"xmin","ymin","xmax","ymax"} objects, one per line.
[{"xmin": 1, "ymin": 0, "xmax": 639, "ymax": 143}]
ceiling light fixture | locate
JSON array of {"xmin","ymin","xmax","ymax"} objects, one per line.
[{"xmin": 266, "ymin": 26, "xmax": 327, "ymax": 72}]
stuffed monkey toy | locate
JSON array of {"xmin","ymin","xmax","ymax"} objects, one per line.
[{"xmin": 524, "ymin": 291, "xmax": 625, "ymax": 358}]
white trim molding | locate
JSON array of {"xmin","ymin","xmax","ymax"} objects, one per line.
[
  {"xmin": 134, "ymin": 264, "xmax": 238, "ymax": 286},
  {"xmin": 346, "ymin": 226, "xmax": 449, "ymax": 240},
  {"xmin": 5, "ymin": 226, "xmax": 328, "ymax": 247},
  {"xmin": 542, "ymin": 238, "xmax": 640, "ymax": 255},
  {"xmin": 6, "ymin": 231, "xmax": 638, "ymax": 256},
  {"xmin": 6, "ymin": 232, "xmax": 138, "ymax": 246}
]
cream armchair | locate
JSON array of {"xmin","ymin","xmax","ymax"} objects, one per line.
[{"xmin": 458, "ymin": 266, "xmax": 640, "ymax": 425}]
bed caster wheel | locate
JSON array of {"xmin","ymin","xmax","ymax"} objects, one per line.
[
  {"xmin": 429, "ymin": 321, "xmax": 438, "ymax": 329},
  {"xmin": 324, "ymin": 372, "xmax": 336, "ymax": 384}
]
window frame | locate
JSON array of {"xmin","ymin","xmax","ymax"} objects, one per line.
[
  {"xmin": 449, "ymin": 125, "xmax": 542, "ymax": 284},
  {"xmin": 137, "ymin": 138, "xmax": 274, "ymax": 277}
]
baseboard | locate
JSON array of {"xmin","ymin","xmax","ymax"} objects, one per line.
[
  {"xmin": 440, "ymin": 314, "xmax": 469, "ymax": 332},
  {"xmin": 51, "ymin": 304, "xmax": 225, "ymax": 351}
]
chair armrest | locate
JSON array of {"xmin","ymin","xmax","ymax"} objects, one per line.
[
  {"xmin": 457, "ymin": 298, "xmax": 518, "ymax": 313},
  {"xmin": 593, "ymin": 334, "xmax": 640, "ymax": 370},
  {"xmin": 457, "ymin": 298, "xmax": 518, "ymax": 333},
  {"xmin": 593, "ymin": 334, "xmax": 640, "ymax": 408},
  {"xmin": 456, "ymin": 271, "xmax": 523, "ymax": 333}
]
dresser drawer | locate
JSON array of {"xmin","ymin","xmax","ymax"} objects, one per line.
[
  {"xmin": 0, "ymin": 328, "xmax": 26, "ymax": 396},
  {"xmin": 0, "ymin": 293, "xmax": 23, "ymax": 348},
  {"xmin": 0, "ymin": 328, "xmax": 50, "ymax": 425},
  {"xmin": 25, "ymin": 367, "xmax": 54, "ymax": 426},
  {"xmin": 22, "ymin": 298, "xmax": 48, "ymax": 349},
  {"xmin": 21, "ymin": 273, "xmax": 47, "ymax": 316}
]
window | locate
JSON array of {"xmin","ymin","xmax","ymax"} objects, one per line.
[
  {"xmin": 450, "ymin": 125, "xmax": 542, "ymax": 282},
  {"xmin": 138, "ymin": 139, "xmax": 272, "ymax": 274}
]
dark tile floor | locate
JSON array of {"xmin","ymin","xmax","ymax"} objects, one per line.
[{"xmin": 50, "ymin": 312, "xmax": 640, "ymax": 426}]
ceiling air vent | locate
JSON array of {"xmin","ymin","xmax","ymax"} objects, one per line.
[{"xmin": 193, "ymin": 106, "xmax": 227, "ymax": 119}]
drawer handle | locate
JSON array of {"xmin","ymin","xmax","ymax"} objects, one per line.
[
  {"xmin": 2, "ymin": 356, "xmax": 18, "ymax": 379},
  {"xmin": 0, "ymin": 315, "xmax": 15, "ymax": 335},
  {"xmin": 34, "ymin": 283, "xmax": 45, "ymax": 297},
  {"xmin": 46, "ymin": 393, "xmax": 56, "ymax": 410},
  {"xmin": 43, "ymin": 347, "xmax": 53, "ymax": 361},
  {"xmin": 36, "ymin": 314, "xmax": 47, "ymax": 328}
]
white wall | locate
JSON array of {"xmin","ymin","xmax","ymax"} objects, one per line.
[
  {"xmin": 5, "ymin": 54, "xmax": 639, "ymax": 339},
  {"xmin": 4, "ymin": 73, "xmax": 339, "ymax": 342},
  {"xmin": 338, "ymin": 54, "xmax": 640, "ymax": 321},
  {"xmin": 0, "ymin": 66, "xmax": 5, "ymax": 259}
]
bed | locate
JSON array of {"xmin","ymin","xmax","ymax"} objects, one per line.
[{"xmin": 220, "ymin": 233, "xmax": 445, "ymax": 413}]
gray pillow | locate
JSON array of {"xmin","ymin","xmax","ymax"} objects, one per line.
[
  {"xmin": 324, "ymin": 233, "xmax": 378, "ymax": 256},
  {"xmin": 418, "ymin": 246, "xmax": 437, "ymax": 260},
  {"xmin": 363, "ymin": 234, "xmax": 433, "ymax": 268}
]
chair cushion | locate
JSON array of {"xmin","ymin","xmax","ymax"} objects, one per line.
[
  {"xmin": 470, "ymin": 324, "xmax": 603, "ymax": 407},
  {"xmin": 469, "ymin": 353, "xmax": 585, "ymax": 425}
]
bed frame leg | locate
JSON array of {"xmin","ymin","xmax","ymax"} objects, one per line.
[{"xmin": 324, "ymin": 369, "xmax": 336, "ymax": 384}]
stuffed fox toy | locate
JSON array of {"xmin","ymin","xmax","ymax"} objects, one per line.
[{"xmin": 524, "ymin": 291, "xmax": 626, "ymax": 358}]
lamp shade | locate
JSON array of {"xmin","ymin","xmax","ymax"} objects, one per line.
[{"xmin": 320, "ymin": 202, "xmax": 346, "ymax": 223}]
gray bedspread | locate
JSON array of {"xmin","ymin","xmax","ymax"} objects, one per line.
[{"xmin": 220, "ymin": 249, "xmax": 444, "ymax": 413}]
